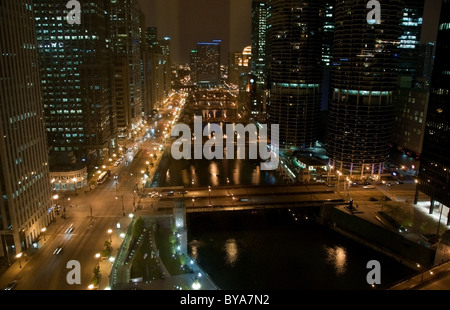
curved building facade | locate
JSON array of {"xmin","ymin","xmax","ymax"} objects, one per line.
[
  {"xmin": 327, "ymin": 0, "xmax": 403, "ymax": 178},
  {"xmin": 267, "ymin": 0, "xmax": 324, "ymax": 149}
]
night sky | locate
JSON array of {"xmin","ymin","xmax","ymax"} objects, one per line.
[
  {"xmin": 138, "ymin": 0, "xmax": 252, "ymax": 64},
  {"xmin": 138, "ymin": 0, "xmax": 441, "ymax": 65}
]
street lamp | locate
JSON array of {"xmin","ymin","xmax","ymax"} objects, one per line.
[
  {"xmin": 108, "ymin": 229, "xmax": 112, "ymax": 242},
  {"xmin": 346, "ymin": 178, "xmax": 351, "ymax": 200},
  {"xmin": 16, "ymin": 253, "xmax": 22, "ymax": 268},
  {"xmin": 41, "ymin": 228, "xmax": 46, "ymax": 241},
  {"xmin": 327, "ymin": 164, "xmax": 333, "ymax": 185},
  {"xmin": 116, "ymin": 195, "xmax": 125, "ymax": 216},
  {"xmin": 208, "ymin": 186, "xmax": 211, "ymax": 205},
  {"xmin": 95, "ymin": 253, "xmax": 101, "ymax": 268},
  {"xmin": 192, "ymin": 278, "xmax": 201, "ymax": 290},
  {"xmin": 337, "ymin": 171, "xmax": 342, "ymax": 192}
]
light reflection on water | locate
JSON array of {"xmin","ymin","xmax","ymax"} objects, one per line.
[
  {"xmin": 323, "ymin": 245, "xmax": 348, "ymax": 275},
  {"xmin": 224, "ymin": 239, "xmax": 239, "ymax": 267},
  {"xmin": 187, "ymin": 210, "xmax": 416, "ymax": 290},
  {"xmin": 161, "ymin": 158, "xmax": 282, "ymax": 187}
]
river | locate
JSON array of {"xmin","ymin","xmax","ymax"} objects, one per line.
[{"xmin": 159, "ymin": 157, "xmax": 415, "ymax": 290}]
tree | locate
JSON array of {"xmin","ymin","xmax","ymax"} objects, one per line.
[
  {"xmin": 132, "ymin": 217, "xmax": 145, "ymax": 239},
  {"xmin": 169, "ymin": 234, "xmax": 177, "ymax": 245},
  {"xmin": 104, "ymin": 240, "xmax": 111, "ymax": 250},
  {"xmin": 179, "ymin": 253, "xmax": 188, "ymax": 266},
  {"xmin": 93, "ymin": 265, "xmax": 100, "ymax": 278}
]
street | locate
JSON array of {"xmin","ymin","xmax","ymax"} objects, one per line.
[{"xmin": 0, "ymin": 91, "xmax": 186, "ymax": 290}]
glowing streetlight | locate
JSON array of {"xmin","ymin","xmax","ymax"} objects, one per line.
[
  {"xmin": 41, "ymin": 227, "xmax": 47, "ymax": 241},
  {"xmin": 107, "ymin": 229, "xmax": 113, "ymax": 242},
  {"xmin": 192, "ymin": 278, "xmax": 201, "ymax": 290},
  {"xmin": 208, "ymin": 186, "xmax": 211, "ymax": 205},
  {"xmin": 16, "ymin": 253, "xmax": 22, "ymax": 268}
]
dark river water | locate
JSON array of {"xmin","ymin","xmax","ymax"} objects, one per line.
[{"xmin": 160, "ymin": 157, "xmax": 415, "ymax": 290}]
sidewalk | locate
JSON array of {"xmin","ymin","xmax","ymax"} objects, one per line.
[
  {"xmin": 109, "ymin": 214, "xmax": 219, "ymax": 291},
  {"xmin": 96, "ymin": 216, "xmax": 133, "ymax": 290},
  {"xmin": 389, "ymin": 260, "xmax": 450, "ymax": 290}
]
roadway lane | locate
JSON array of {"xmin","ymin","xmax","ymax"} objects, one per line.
[{"xmin": 15, "ymin": 216, "xmax": 119, "ymax": 290}]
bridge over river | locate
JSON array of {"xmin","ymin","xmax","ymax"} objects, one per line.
[{"xmin": 135, "ymin": 184, "xmax": 349, "ymax": 214}]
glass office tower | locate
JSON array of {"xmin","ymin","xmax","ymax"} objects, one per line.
[{"xmin": 415, "ymin": 2, "xmax": 450, "ymax": 219}]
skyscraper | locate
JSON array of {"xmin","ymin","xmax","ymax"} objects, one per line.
[
  {"xmin": 251, "ymin": 0, "xmax": 269, "ymax": 93},
  {"xmin": 0, "ymin": 0, "xmax": 53, "ymax": 255},
  {"xmin": 110, "ymin": 0, "xmax": 144, "ymax": 137},
  {"xmin": 321, "ymin": 1, "xmax": 335, "ymax": 111},
  {"xmin": 415, "ymin": 2, "xmax": 450, "ymax": 219},
  {"xmin": 397, "ymin": 0, "xmax": 425, "ymax": 88},
  {"xmin": 34, "ymin": 0, "xmax": 116, "ymax": 165},
  {"xmin": 192, "ymin": 41, "xmax": 222, "ymax": 87},
  {"xmin": 391, "ymin": 0, "xmax": 427, "ymax": 157},
  {"xmin": 145, "ymin": 27, "xmax": 172, "ymax": 112},
  {"xmin": 267, "ymin": 0, "xmax": 324, "ymax": 149},
  {"xmin": 327, "ymin": 0, "xmax": 403, "ymax": 179}
]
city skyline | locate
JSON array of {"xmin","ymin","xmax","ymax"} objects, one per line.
[{"xmin": 140, "ymin": 0, "xmax": 441, "ymax": 65}]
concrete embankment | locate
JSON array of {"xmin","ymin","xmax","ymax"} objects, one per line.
[{"xmin": 319, "ymin": 205, "xmax": 436, "ymax": 271}]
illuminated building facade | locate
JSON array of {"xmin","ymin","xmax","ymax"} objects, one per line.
[
  {"xmin": 415, "ymin": 2, "xmax": 450, "ymax": 218},
  {"xmin": 251, "ymin": 0, "xmax": 269, "ymax": 93},
  {"xmin": 34, "ymin": 0, "xmax": 117, "ymax": 165},
  {"xmin": 0, "ymin": 0, "xmax": 53, "ymax": 255},
  {"xmin": 327, "ymin": 0, "xmax": 403, "ymax": 179},
  {"xmin": 110, "ymin": 0, "xmax": 144, "ymax": 135},
  {"xmin": 267, "ymin": 0, "xmax": 324, "ymax": 149},
  {"xmin": 192, "ymin": 41, "xmax": 222, "ymax": 87}
]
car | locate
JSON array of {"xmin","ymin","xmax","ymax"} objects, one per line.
[
  {"xmin": 53, "ymin": 245, "xmax": 63, "ymax": 255},
  {"xmin": 65, "ymin": 224, "xmax": 74, "ymax": 234},
  {"xmin": 167, "ymin": 191, "xmax": 174, "ymax": 196},
  {"xmin": 4, "ymin": 280, "xmax": 17, "ymax": 290},
  {"xmin": 114, "ymin": 174, "xmax": 119, "ymax": 180},
  {"xmin": 363, "ymin": 185, "xmax": 375, "ymax": 189},
  {"xmin": 369, "ymin": 197, "xmax": 378, "ymax": 202}
]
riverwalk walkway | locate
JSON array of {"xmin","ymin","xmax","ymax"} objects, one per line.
[{"xmin": 108, "ymin": 214, "xmax": 218, "ymax": 291}]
